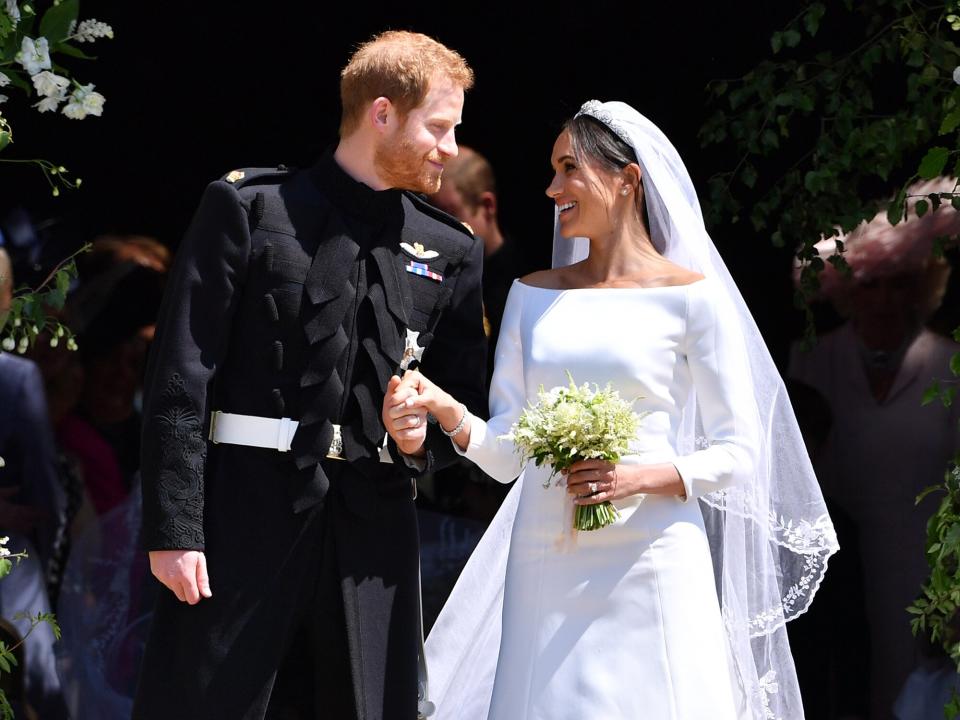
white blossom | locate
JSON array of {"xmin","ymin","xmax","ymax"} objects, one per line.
[
  {"xmin": 34, "ymin": 94, "xmax": 63, "ymax": 113},
  {"xmin": 4, "ymin": 0, "xmax": 20, "ymax": 25},
  {"xmin": 0, "ymin": 547, "xmax": 9, "ymax": 558},
  {"xmin": 1, "ymin": 337, "xmax": 13, "ymax": 352},
  {"xmin": 31, "ymin": 70, "xmax": 69, "ymax": 98},
  {"xmin": 0, "ymin": 535, "xmax": 8, "ymax": 544},
  {"xmin": 15, "ymin": 36, "xmax": 51, "ymax": 76},
  {"xmin": 954, "ymin": 66, "xmax": 960, "ymax": 85},
  {"xmin": 0, "ymin": 72, "xmax": 9, "ymax": 88},
  {"xmin": 73, "ymin": 18, "xmax": 113, "ymax": 42},
  {"xmin": 0, "ymin": 95, "xmax": 7, "ymax": 105},
  {"xmin": 62, "ymin": 83, "xmax": 105, "ymax": 119},
  {"xmin": 16, "ymin": 337, "xmax": 27, "ymax": 354},
  {"xmin": 49, "ymin": 336, "xmax": 58, "ymax": 348}
]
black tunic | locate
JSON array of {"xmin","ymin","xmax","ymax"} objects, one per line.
[{"xmin": 133, "ymin": 152, "xmax": 487, "ymax": 720}]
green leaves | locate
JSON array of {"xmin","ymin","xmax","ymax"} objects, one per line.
[
  {"xmin": 0, "ymin": 644, "xmax": 16, "ymax": 674},
  {"xmin": 919, "ymin": 146, "xmax": 952, "ymax": 179},
  {"xmin": 940, "ymin": 108, "xmax": 960, "ymax": 136},
  {"xmin": 702, "ymin": 0, "xmax": 960, "ymax": 304},
  {"xmin": 39, "ymin": 0, "xmax": 80, "ymax": 44},
  {"xmin": 771, "ymin": 33, "xmax": 784, "ymax": 55},
  {"xmin": 804, "ymin": 3, "xmax": 826, "ymax": 37},
  {"xmin": 54, "ymin": 43, "xmax": 95, "ymax": 60},
  {"xmin": 888, "ymin": 186, "xmax": 907, "ymax": 226},
  {"xmin": 1, "ymin": 250, "xmax": 86, "ymax": 354},
  {"xmin": 917, "ymin": 484, "xmax": 944, "ymax": 506},
  {"xmin": 923, "ymin": 381, "xmax": 942, "ymax": 406},
  {"xmin": 771, "ymin": 30, "xmax": 802, "ymax": 54}
]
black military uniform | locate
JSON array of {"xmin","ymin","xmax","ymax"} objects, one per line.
[{"xmin": 132, "ymin": 151, "xmax": 487, "ymax": 720}]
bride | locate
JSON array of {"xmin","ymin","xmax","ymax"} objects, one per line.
[{"xmin": 383, "ymin": 100, "xmax": 838, "ymax": 719}]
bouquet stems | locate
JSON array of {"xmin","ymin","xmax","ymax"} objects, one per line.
[{"xmin": 573, "ymin": 499, "xmax": 620, "ymax": 531}]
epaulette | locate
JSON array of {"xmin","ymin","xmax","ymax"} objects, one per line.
[
  {"xmin": 219, "ymin": 164, "xmax": 294, "ymax": 189},
  {"xmin": 402, "ymin": 190, "xmax": 475, "ymax": 241}
]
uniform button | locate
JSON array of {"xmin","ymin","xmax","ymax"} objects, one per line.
[
  {"xmin": 263, "ymin": 294, "xmax": 279, "ymax": 323},
  {"xmin": 272, "ymin": 388, "xmax": 285, "ymax": 415}
]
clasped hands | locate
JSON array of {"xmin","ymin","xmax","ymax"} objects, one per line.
[{"xmin": 381, "ymin": 369, "xmax": 461, "ymax": 456}]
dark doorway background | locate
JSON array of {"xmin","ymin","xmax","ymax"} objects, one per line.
[{"xmin": 1, "ymin": 1, "xmax": 838, "ymax": 363}]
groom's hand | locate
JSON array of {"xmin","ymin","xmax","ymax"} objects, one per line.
[
  {"xmin": 149, "ymin": 550, "xmax": 212, "ymax": 605},
  {"xmin": 384, "ymin": 374, "xmax": 428, "ymax": 456}
]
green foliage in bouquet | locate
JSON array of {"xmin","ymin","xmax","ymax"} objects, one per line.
[{"xmin": 502, "ymin": 372, "xmax": 645, "ymax": 531}]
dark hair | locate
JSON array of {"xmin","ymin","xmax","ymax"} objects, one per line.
[
  {"xmin": 563, "ymin": 114, "xmax": 638, "ymax": 172},
  {"xmin": 563, "ymin": 113, "xmax": 650, "ymax": 230}
]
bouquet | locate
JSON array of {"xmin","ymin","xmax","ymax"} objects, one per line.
[{"xmin": 502, "ymin": 372, "xmax": 645, "ymax": 531}]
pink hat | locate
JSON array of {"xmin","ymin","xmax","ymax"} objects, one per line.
[{"xmin": 803, "ymin": 177, "xmax": 957, "ymax": 306}]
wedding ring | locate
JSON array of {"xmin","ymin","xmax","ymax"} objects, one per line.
[{"xmin": 589, "ymin": 482, "xmax": 599, "ymax": 494}]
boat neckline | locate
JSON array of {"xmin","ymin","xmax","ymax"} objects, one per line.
[{"xmin": 514, "ymin": 278, "xmax": 708, "ymax": 292}]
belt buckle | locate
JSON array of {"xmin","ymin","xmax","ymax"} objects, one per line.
[
  {"xmin": 208, "ymin": 410, "xmax": 222, "ymax": 443},
  {"xmin": 326, "ymin": 423, "xmax": 344, "ymax": 461}
]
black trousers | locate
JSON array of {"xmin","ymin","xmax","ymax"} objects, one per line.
[
  {"xmin": 257, "ymin": 502, "xmax": 357, "ymax": 720},
  {"xmin": 134, "ymin": 463, "xmax": 418, "ymax": 720}
]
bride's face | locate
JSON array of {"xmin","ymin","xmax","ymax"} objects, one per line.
[{"xmin": 545, "ymin": 130, "xmax": 619, "ymax": 239}]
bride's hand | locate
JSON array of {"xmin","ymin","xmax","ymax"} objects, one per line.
[
  {"xmin": 566, "ymin": 460, "xmax": 686, "ymax": 502},
  {"xmin": 564, "ymin": 459, "xmax": 625, "ymax": 505},
  {"xmin": 387, "ymin": 370, "xmax": 472, "ymax": 445}
]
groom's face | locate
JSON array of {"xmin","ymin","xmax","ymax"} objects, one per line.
[{"xmin": 375, "ymin": 75, "xmax": 464, "ymax": 194}]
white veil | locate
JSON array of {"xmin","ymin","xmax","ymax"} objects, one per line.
[{"xmin": 425, "ymin": 100, "xmax": 839, "ymax": 720}]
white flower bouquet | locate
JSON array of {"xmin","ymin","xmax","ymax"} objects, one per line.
[{"xmin": 502, "ymin": 372, "xmax": 645, "ymax": 531}]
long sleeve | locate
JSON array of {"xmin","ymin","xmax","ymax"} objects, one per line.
[
  {"xmin": 140, "ymin": 180, "xmax": 251, "ymax": 551},
  {"xmin": 455, "ymin": 281, "xmax": 526, "ymax": 483},
  {"xmin": 417, "ymin": 232, "xmax": 488, "ymax": 472},
  {"xmin": 672, "ymin": 280, "xmax": 759, "ymax": 500}
]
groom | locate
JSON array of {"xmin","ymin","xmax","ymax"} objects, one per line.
[{"xmin": 133, "ymin": 31, "xmax": 487, "ymax": 720}]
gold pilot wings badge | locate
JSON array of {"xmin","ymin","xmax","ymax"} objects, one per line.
[{"xmin": 399, "ymin": 241, "xmax": 440, "ymax": 260}]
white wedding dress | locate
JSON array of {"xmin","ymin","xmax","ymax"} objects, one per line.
[{"xmin": 427, "ymin": 277, "xmax": 760, "ymax": 720}]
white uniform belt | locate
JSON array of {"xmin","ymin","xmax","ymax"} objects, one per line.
[{"xmin": 208, "ymin": 411, "xmax": 392, "ymax": 462}]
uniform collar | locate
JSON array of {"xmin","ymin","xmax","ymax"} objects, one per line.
[{"xmin": 309, "ymin": 149, "xmax": 403, "ymax": 223}]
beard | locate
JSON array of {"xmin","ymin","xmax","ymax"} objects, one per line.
[{"xmin": 375, "ymin": 132, "xmax": 443, "ymax": 194}]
